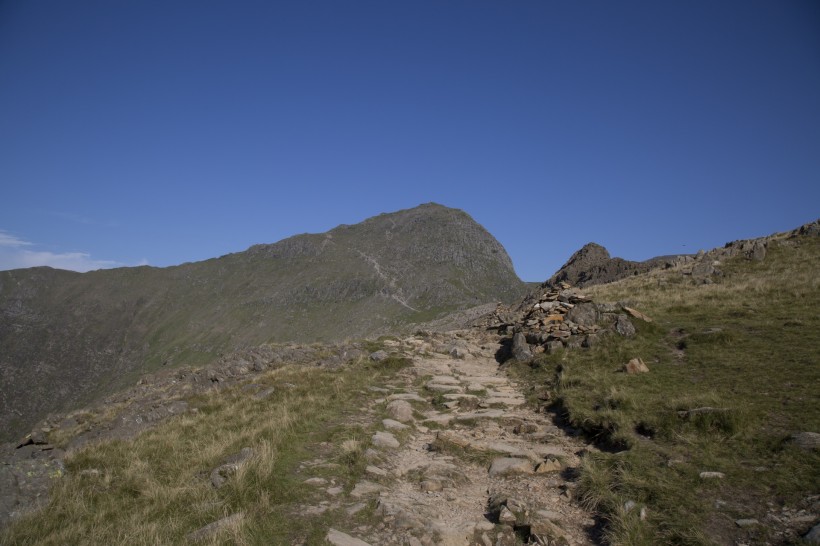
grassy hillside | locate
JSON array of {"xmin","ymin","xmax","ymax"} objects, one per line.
[
  {"xmin": 0, "ymin": 347, "xmax": 414, "ymax": 545},
  {"xmin": 511, "ymin": 231, "xmax": 820, "ymax": 544},
  {"xmin": 0, "ymin": 203, "xmax": 527, "ymax": 442}
]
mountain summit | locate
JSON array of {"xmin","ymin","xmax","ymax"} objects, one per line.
[{"xmin": 0, "ymin": 203, "xmax": 526, "ymax": 440}]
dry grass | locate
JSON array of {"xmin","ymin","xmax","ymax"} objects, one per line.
[{"xmin": 1, "ymin": 360, "xmax": 395, "ymax": 545}]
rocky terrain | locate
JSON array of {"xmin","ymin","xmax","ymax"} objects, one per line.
[{"xmin": 0, "ymin": 203, "xmax": 527, "ymax": 442}]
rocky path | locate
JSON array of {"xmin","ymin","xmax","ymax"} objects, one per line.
[{"xmin": 325, "ymin": 335, "xmax": 601, "ymax": 546}]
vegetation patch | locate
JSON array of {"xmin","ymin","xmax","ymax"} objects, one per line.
[
  {"xmin": 1, "ymin": 359, "xmax": 398, "ymax": 545},
  {"xmin": 510, "ymin": 236, "xmax": 820, "ymax": 544}
]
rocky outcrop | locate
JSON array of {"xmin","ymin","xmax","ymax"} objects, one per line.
[{"xmin": 545, "ymin": 243, "xmax": 658, "ymax": 288}]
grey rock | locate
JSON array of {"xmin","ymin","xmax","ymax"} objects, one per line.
[
  {"xmin": 511, "ymin": 332, "xmax": 533, "ymax": 361},
  {"xmin": 382, "ymin": 418, "xmax": 409, "ymax": 430},
  {"xmin": 186, "ymin": 513, "xmax": 243, "ymax": 542},
  {"xmin": 488, "ymin": 457, "xmax": 534, "ymax": 477},
  {"xmin": 614, "ymin": 314, "xmax": 636, "ymax": 337},
  {"xmin": 545, "ymin": 340, "xmax": 564, "ymax": 354},
  {"xmin": 565, "ymin": 302, "xmax": 599, "ymax": 327},
  {"xmin": 369, "ymin": 350, "xmax": 388, "ymax": 362},
  {"xmin": 699, "ymin": 471, "xmax": 725, "ymax": 479},
  {"xmin": 326, "ymin": 528, "xmax": 373, "ymax": 546},
  {"xmin": 735, "ymin": 519, "xmax": 759, "ymax": 527},
  {"xmin": 692, "ymin": 262, "xmax": 715, "ymax": 277},
  {"xmin": 210, "ymin": 447, "xmax": 253, "ymax": 488},
  {"xmin": 790, "ymin": 432, "xmax": 820, "ymax": 451},
  {"xmin": 386, "ymin": 400, "xmax": 413, "ymax": 422},
  {"xmin": 371, "ymin": 431, "xmax": 400, "ymax": 449},
  {"xmin": 804, "ymin": 523, "xmax": 820, "ymax": 543},
  {"xmin": 350, "ymin": 480, "xmax": 383, "ymax": 498}
]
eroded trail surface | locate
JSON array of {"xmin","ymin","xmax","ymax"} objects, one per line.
[{"xmin": 326, "ymin": 333, "xmax": 601, "ymax": 546}]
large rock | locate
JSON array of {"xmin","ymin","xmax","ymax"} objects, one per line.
[
  {"xmin": 511, "ymin": 332, "xmax": 533, "ymax": 361},
  {"xmin": 565, "ymin": 302, "xmax": 599, "ymax": 327},
  {"xmin": 545, "ymin": 242, "xmax": 655, "ymax": 288}
]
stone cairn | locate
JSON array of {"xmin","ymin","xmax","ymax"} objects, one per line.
[{"xmin": 485, "ymin": 282, "xmax": 647, "ymax": 360}]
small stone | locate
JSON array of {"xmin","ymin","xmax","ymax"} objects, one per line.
[
  {"xmin": 535, "ymin": 458, "xmax": 562, "ymax": 473},
  {"xmin": 699, "ymin": 471, "xmax": 726, "ymax": 479},
  {"xmin": 304, "ymin": 477, "xmax": 328, "ymax": 486},
  {"xmin": 498, "ymin": 506, "xmax": 517, "ymax": 525},
  {"xmin": 735, "ymin": 519, "xmax": 759, "ymax": 527},
  {"xmin": 623, "ymin": 358, "xmax": 649, "ymax": 374},
  {"xmin": 327, "ymin": 486, "xmax": 344, "ymax": 495},
  {"xmin": 420, "ymin": 479, "xmax": 443, "ymax": 492}
]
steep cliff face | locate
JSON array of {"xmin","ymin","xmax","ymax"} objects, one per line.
[
  {"xmin": 0, "ymin": 203, "xmax": 526, "ymax": 441},
  {"xmin": 544, "ymin": 242, "xmax": 653, "ymax": 288}
]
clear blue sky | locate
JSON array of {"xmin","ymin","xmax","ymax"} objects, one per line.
[{"xmin": 1, "ymin": 1, "xmax": 818, "ymax": 281}]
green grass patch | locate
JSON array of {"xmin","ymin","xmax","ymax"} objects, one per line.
[{"xmin": 513, "ymin": 235, "xmax": 820, "ymax": 544}]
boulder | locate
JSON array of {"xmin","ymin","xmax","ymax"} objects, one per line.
[
  {"xmin": 511, "ymin": 332, "xmax": 533, "ymax": 361},
  {"xmin": 565, "ymin": 302, "xmax": 599, "ymax": 327}
]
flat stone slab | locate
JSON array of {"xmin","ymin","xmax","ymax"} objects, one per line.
[
  {"xmin": 443, "ymin": 393, "xmax": 478, "ymax": 400},
  {"xmin": 382, "ymin": 418, "xmax": 409, "ymax": 430},
  {"xmin": 489, "ymin": 457, "xmax": 534, "ymax": 477},
  {"xmin": 387, "ymin": 393, "xmax": 426, "ymax": 402},
  {"xmin": 425, "ymin": 383, "xmax": 464, "ymax": 393},
  {"xmin": 326, "ymin": 528, "xmax": 373, "ymax": 546},
  {"xmin": 350, "ymin": 480, "xmax": 384, "ymax": 498},
  {"xmin": 460, "ymin": 376, "xmax": 507, "ymax": 385},
  {"xmin": 372, "ymin": 431, "xmax": 400, "ymax": 449},
  {"xmin": 431, "ymin": 375, "xmax": 461, "ymax": 385},
  {"xmin": 454, "ymin": 409, "xmax": 505, "ymax": 421},
  {"xmin": 484, "ymin": 397, "xmax": 525, "ymax": 406}
]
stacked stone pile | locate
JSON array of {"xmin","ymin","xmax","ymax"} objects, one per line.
[{"xmin": 486, "ymin": 282, "xmax": 647, "ymax": 359}]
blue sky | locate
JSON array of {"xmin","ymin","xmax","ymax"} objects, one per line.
[{"xmin": 1, "ymin": 1, "xmax": 818, "ymax": 281}]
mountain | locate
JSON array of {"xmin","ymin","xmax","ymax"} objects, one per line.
[{"xmin": 0, "ymin": 203, "xmax": 526, "ymax": 441}]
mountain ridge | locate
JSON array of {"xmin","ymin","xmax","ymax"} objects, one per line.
[{"xmin": 0, "ymin": 203, "xmax": 526, "ymax": 441}]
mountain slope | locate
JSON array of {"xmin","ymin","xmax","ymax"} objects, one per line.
[{"xmin": 0, "ymin": 203, "xmax": 526, "ymax": 441}]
